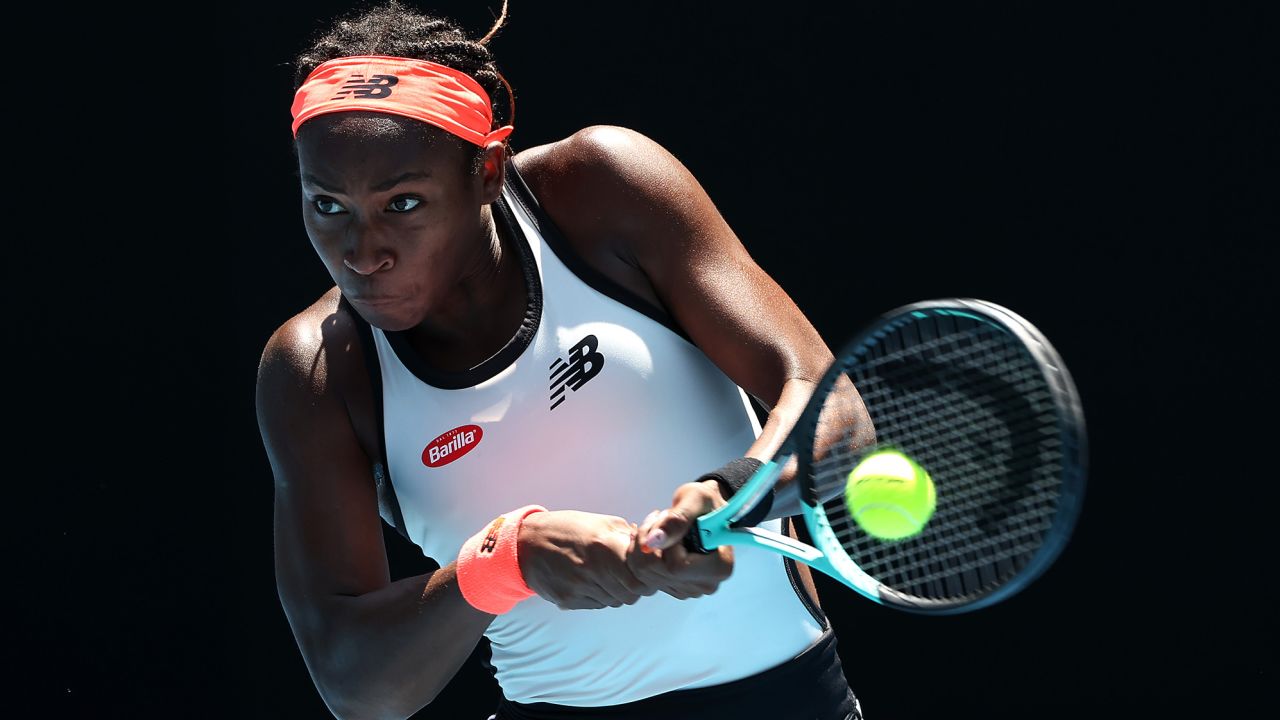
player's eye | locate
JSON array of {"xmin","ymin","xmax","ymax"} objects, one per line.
[
  {"xmin": 313, "ymin": 198, "xmax": 346, "ymax": 215},
  {"xmin": 388, "ymin": 196, "xmax": 422, "ymax": 213},
  {"xmin": 312, "ymin": 196, "xmax": 420, "ymax": 215}
]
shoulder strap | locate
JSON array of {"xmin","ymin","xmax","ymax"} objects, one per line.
[
  {"xmin": 505, "ymin": 157, "xmax": 774, "ymax": 426},
  {"xmin": 503, "ymin": 157, "xmax": 693, "ymax": 342}
]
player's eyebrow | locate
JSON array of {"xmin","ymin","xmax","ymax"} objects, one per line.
[{"xmin": 302, "ymin": 170, "xmax": 432, "ymax": 193}]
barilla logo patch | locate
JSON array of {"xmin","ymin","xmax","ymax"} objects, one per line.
[{"xmin": 422, "ymin": 424, "xmax": 483, "ymax": 467}]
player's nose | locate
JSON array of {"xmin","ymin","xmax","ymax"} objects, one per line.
[{"xmin": 344, "ymin": 226, "xmax": 394, "ymax": 275}]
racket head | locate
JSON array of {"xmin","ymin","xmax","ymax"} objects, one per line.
[{"xmin": 794, "ymin": 298, "xmax": 1087, "ymax": 614}]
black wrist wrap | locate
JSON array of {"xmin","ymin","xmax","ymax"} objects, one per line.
[{"xmin": 697, "ymin": 457, "xmax": 773, "ymax": 527}]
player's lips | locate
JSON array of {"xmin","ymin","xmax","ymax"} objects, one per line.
[{"xmin": 349, "ymin": 294, "xmax": 402, "ymax": 307}]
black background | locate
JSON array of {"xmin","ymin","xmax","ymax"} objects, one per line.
[{"xmin": 56, "ymin": 1, "xmax": 1272, "ymax": 718}]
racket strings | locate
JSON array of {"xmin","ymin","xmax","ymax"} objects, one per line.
[
  {"xmin": 813, "ymin": 316, "xmax": 1067, "ymax": 604},
  {"xmin": 816, "ymin": 433, "xmax": 1053, "ymax": 589}
]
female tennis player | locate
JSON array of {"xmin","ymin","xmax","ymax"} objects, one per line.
[{"xmin": 255, "ymin": 2, "xmax": 867, "ymax": 718}]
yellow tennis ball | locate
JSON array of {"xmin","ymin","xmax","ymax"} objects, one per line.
[{"xmin": 845, "ymin": 449, "xmax": 936, "ymax": 540}]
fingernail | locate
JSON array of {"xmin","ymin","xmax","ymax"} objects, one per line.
[
  {"xmin": 644, "ymin": 529, "xmax": 667, "ymax": 548},
  {"xmin": 642, "ymin": 510, "xmax": 659, "ymax": 529}
]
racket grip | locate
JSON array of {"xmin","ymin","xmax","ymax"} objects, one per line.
[{"xmin": 682, "ymin": 526, "xmax": 711, "ymax": 554}]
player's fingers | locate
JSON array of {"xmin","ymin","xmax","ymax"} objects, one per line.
[
  {"xmin": 635, "ymin": 509, "xmax": 662, "ymax": 553},
  {"xmin": 643, "ymin": 479, "xmax": 722, "ymax": 551},
  {"xmin": 558, "ymin": 599, "xmax": 606, "ymax": 610},
  {"xmin": 662, "ymin": 544, "xmax": 734, "ymax": 592},
  {"xmin": 642, "ymin": 508, "xmax": 694, "ymax": 551},
  {"xmin": 599, "ymin": 574, "xmax": 644, "ymax": 606},
  {"xmin": 589, "ymin": 522, "xmax": 648, "ymax": 604},
  {"xmin": 602, "ymin": 541, "xmax": 649, "ymax": 604},
  {"xmin": 624, "ymin": 522, "xmax": 671, "ymax": 593},
  {"xmin": 713, "ymin": 546, "xmax": 734, "ymax": 579},
  {"xmin": 659, "ymin": 540, "xmax": 692, "ymax": 568},
  {"xmin": 614, "ymin": 565, "xmax": 657, "ymax": 598},
  {"xmin": 556, "ymin": 582, "xmax": 614, "ymax": 610}
]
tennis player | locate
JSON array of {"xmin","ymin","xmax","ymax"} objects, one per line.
[{"xmin": 255, "ymin": 2, "xmax": 865, "ymax": 718}]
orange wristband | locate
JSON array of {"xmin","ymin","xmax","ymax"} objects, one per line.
[{"xmin": 455, "ymin": 505, "xmax": 547, "ymax": 615}]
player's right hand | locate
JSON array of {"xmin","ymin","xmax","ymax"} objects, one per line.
[
  {"xmin": 624, "ymin": 480, "xmax": 735, "ymax": 601},
  {"xmin": 517, "ymin": 510, "xmax": 657, "ymax": 610}
]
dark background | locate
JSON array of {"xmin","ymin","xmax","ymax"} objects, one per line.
[{"xmin": 58, "ymin": 1, "xmax": 1271, "ymax": 718}]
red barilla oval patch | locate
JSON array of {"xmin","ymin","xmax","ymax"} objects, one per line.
[{"xmin": 422, "ymin": 424, "xmax": 483, "ymax": 467}]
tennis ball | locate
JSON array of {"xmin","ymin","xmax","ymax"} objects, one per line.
[{"xmin": 845, "ymin": 449, "xmax": 936, "ymax": 541}]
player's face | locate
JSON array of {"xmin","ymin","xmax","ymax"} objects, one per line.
[{"xmin": 295, "ymin": 117, "xmax": 496, "ymax": 331}]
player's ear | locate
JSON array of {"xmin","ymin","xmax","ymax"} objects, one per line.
[{"xmin": 480, "ymin": 141, "xmax": 507, "ymax": 204}]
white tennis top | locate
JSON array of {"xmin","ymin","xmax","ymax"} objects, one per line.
[{"xmin": 360, "ymin": 160, "xmax": 825, "ymax": 706}]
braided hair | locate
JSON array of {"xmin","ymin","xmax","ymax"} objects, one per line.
[{"xmin": 292, "ymin": 0, "xmax": 514, "ymax": 174}]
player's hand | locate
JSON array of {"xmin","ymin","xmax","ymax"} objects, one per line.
[
  {"xmin": 626, "ymin": 480, "xmax": 735, "ymax": 600},
  {"xmin": 517, "ymin": 510, "xmax": 657, "ymax": 610}
]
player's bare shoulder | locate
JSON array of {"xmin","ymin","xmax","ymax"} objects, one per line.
[
  {"xmin": 257, "ymin": 287, "xmax": 355, "ymax": 395},
  {"xmin": 255, "ymin": 287, "xmax": 378, "ymax": 461},
  {"xmin": 512, "ymin": 127, "xmax": 672, "ymax": 312},
  {"xmin": 513, "ymin": 125, "xmax": 676, "ymax": 207}
]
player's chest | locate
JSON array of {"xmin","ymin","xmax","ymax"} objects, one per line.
[{"xmin": 381, "ymin": 317, "xmax": 666, "ymax": 463}]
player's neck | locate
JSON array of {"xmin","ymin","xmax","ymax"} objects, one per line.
[{"xmin": 401, "ymin": 213, "xmax": 528, "ymax": 372}]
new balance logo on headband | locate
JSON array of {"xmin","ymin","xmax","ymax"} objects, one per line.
[
  {"xmin": 550, "ymin": 335, "xmax": 605, "ymax": 411},
  {"xmin": 331, "ymin": 73, "xmax": 399, "ymax": 100}
]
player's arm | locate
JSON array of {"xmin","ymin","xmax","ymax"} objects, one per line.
[
  {"xmin": 258, "ymin": 306, "xmax": 663, "ymax": 716},
  {"xmin": 255, "ymin": 312, "xmax": 493, "ymax": 720}
]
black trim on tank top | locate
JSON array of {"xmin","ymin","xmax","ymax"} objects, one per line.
[
  {"xmin": 503, "ymin": 157, "xmax": 693, "ymax": 343},
  {"xmin": 380, "ymin": 192, "xmax": 543, "ymax": 390},
  {"xmin": 338, "ymin": 294, "xmax": 411, "ymax": 542},
  {"xmin": 782, "ymin": 516, "xmax": 830, "ymax": 631}
]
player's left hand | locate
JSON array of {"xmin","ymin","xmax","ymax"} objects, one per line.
[{"xmin": 626, "ymin": 480, "xmax": 734, "ymax": 600}]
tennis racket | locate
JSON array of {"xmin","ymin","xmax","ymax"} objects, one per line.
[{"xmin": 683, "ymin": 298, "xmax": 1087, "ymax": 614}]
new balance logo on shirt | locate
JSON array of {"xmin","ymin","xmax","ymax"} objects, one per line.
[{"xmin": 549, "ymin": 335, "xmax": 604, "ymax": 410}]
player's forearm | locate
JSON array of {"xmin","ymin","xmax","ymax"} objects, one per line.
[
  {"xmin": 747, "ymin": 375, "xmax": 874, "ymax": 515},
  {"xmin": 307, "ymin": 563, "xmax": 492, "ymax": 720},
  {"xmin": 745, "ymin": 378, "xmax": 818, "ymax": 487}
]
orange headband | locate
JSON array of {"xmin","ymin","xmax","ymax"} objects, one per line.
[{"xmin": 290, "ymin": 54, "xmax": 513, "ymax": 146}]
